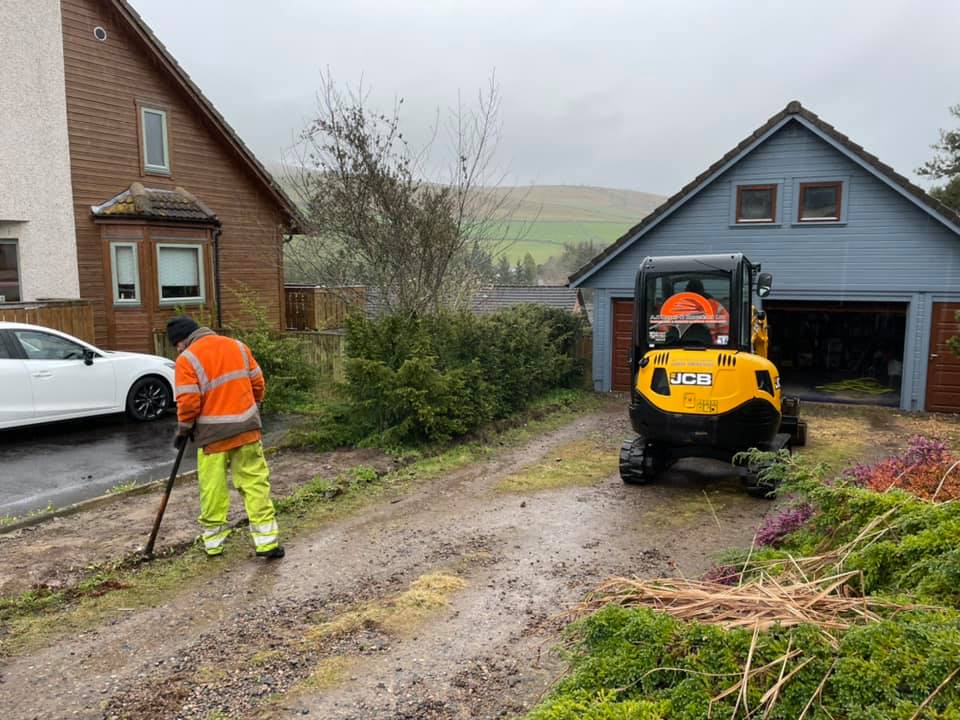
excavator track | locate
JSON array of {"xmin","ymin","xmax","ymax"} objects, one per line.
[{"xmin": 619, "ymin": 436, "xmax": 651, "ymax": 484}]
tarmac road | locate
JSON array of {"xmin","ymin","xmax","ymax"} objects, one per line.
[{"xmin": 0, "ymin": 412, "xmax": 293, "ymax": 518}]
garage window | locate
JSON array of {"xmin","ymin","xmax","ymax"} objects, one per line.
[
  {"xmin": 111, "ymin": 243, "xmax": 140, "ymax": 304},
  {"xmin": 0, "ymin": 239, "xmax": 20, "ymax": 302},
  {"xmin": 157, "ymin": 244, "xmax": 204, "ymax": 303},
  {"xmin": 736, "ymin": 184, "xmax": 777, "ymax": 223},
  {"xmin": 798, "ymin": 182, "xmax": 842, "ymax": 222}
]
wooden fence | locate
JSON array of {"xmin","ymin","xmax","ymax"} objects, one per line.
[
  {"xmin": 285, "ymin": 286, "xmax": 366, "ymax": 331},
  {"xmin": 288, "ymin": 330, "xmax": 346, "ymax": 381},
  {"xmin": 0, "ymin": 300, "xmax": 96, "ymax": 344},
  {"xmin": 154, "ymin": 328, "xmax": 347, "ymax": 381}
]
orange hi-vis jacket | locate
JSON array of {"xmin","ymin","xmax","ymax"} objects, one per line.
[{"xmin": 174, "ymin": 328, "xmax": 265, "ymax": 454}]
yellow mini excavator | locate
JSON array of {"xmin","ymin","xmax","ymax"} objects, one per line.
[{"xmin": 619, "ymin": 253, "xmax": 806, "ymax": 497}]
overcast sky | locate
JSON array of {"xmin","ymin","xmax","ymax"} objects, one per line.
[{"xmin": 133, "ymin": 0, "xmax": 958, "ymax": 195}]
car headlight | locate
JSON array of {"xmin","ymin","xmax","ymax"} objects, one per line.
[{"xmin": 164, "ymin": 361, "xmax": 176, "ymax": 370}]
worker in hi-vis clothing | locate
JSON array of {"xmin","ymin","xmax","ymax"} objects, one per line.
[{"xmin": 166, "ymin": 316, "xmax": 284, "ymax": 559}]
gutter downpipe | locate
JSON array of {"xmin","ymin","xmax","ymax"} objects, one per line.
[{"xmin": 213, "ymin": 225, "xmax": 223, "ymax": 329}]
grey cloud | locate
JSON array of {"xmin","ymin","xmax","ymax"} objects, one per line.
[{"xmin": 133, "ymin": 0, "xmax": 960, "ymax": 195}]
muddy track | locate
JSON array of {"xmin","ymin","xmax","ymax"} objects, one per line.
[{"xmin": 0, "ymin": 405, "xmax": 772, "ymax": 719}]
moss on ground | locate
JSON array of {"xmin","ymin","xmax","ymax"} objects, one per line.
[
  {"xmin": 495, "ymin": 435, "xmax": 619, "ymax": 494},
  {"xmin": 301, "ymin": 656, "xmax": 356, "ymax": 690},
  {"xmin": 308, "ymin": 572, "xmax": 467, "ymax": 640}
]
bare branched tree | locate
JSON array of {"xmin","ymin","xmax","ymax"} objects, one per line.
[{"xmin": 283, "ymin": 71, "xmax": 529, "ymax": 314}]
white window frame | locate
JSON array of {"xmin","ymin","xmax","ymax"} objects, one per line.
[
  {"xmin": 156, "ymin": 243, "xmax": 205, "ymax": 305},
  {"xmin": 110, "ymin": 242, "xmax": 141, "ymax": 305},
  {"xmin": 140, "ymin": 107, "xmax": 170, "ymax": 174}
]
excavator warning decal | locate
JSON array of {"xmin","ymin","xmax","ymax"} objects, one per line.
[{"xmin": 649, "ymin": 291, "xmax": 731, "ymax": 344}]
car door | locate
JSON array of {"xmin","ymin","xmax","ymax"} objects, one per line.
[
  {"xmin": 0, "ymin": 331, "xmax": 33, "ymax": 425},
  {"xmin": 11, "ymin": 329, "xmax": 118, "ymax": 419}
]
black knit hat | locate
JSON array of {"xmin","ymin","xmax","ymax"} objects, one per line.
[{"xmin": 166, "ymin": 316, "xmax": 200, "ymax": 346}]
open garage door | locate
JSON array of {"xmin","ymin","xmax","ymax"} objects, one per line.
[{"xmin": 763, "ymin": 301, "xmax": 907, "ymax": 407}]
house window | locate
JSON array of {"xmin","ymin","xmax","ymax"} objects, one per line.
[
  {"xmin": 736, "ymin": 185, "xmax": 777, "ymax": 223},
  {"xmin": 798, "ymin": 182, "xmax": 842, "ymax": 222},
  {"xmin": 157, "ymin": 244, "xmax": 204, "ymax": 303},
  {"xmin": 0, "ymin": 239, "xmax": 20, "ymax": 302},
  {"xmin": 141, "ymin": 107, "xmax": 170, "ymax": 174},
  {"xmin": 111, "ymin": 243, "xmax": 140, "ymax": 304}
]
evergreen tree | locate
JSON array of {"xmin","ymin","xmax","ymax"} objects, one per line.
[
  {"xmin": 522, "ymin": 252, "xmax": 538, "ymax": 285},
  {"xmin": 495, "ymin": 254, "xmax": 512, "ymax": 283}
]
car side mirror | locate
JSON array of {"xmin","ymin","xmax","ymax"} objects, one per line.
[
  {"xmin": 757, "ymin": 272, "xmax": 773, "ymax": 298},
  {"xmin": 83, "ymin": 348, "xmax": 95, "ymax": 366}
]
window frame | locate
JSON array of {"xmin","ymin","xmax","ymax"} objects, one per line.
[
  {"xmin": 735, "ymin": 184, "xmax": 779, "ymax": 224},
  {"xmin": 139, "ymin": 105, "xmax": 171, "ymax": 175},
  {"xmin": 156, "ymin": 243, "xmax": 205, "ymax": 305},
  {"xmin": 0, "ymin": 238, "xmax": 21, "ymax": 303},
  {"xmin": 797, "ymin": 181, "xmax": 843, "ymax": 223},
  {"xmin": 110, "ymin": 242, "xmax": 141, "ymax": 305}
]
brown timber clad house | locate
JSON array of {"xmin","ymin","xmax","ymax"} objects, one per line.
[{"xmin": 60, "ymin": 0, "xmax": 299, "ymax": 353}]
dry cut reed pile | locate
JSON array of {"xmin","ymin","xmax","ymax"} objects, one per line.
[{"xmin": 574, "ymin": 507, "xmax": 927, "ymax": 641}]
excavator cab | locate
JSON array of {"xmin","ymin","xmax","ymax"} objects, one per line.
[{"xmin": 620, "ymin": 253, "xmax": 805, "ymax": 496}]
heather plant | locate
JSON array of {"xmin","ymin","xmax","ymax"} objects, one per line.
[
  {"xmin": 844, "ymin": 435, "xmax": 959, "ymax": 501},
  {"xmin": 730, "ymin": 451, "xmax": 960, "ymax": 606},
  {"xmin": 755, "ymin": 502, "xmax": 814, "ymax": 547}
]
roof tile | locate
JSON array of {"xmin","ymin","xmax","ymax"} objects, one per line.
[{"xmin": 91, "ymin": 183, "xmax": 219, "ymax": 224}]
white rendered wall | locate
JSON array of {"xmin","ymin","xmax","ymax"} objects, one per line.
[{"xmin": 0, "ymin": 0, "xmax": 79, "ymax": 301}]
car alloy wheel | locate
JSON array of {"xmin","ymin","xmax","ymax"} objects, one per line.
[{"xmin": 132, "ymin": 378, "xmax": 169, "ymax": 420}]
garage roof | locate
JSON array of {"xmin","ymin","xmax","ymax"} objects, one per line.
[{"xmin": 569, "ymin": 101, "xmax": 960, "ymax": 287}]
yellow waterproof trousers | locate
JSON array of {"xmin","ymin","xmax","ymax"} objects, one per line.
[{"xmin": 196, "ymin": 441, "xmax": 279, "ymax": 555}]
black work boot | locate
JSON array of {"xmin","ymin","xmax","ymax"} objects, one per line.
[{"xmin": 256, "ymin": 546, "xmax": 285, "ymax": 560}]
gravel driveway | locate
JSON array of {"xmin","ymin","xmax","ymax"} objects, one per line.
[{"xmin": 0, "ymin": 401, "xmax": 772, "ymax": 719}]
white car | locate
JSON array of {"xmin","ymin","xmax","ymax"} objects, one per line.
[{"xmin": 0, "ymin": 321, "xmax": 176, "ymax": 429}]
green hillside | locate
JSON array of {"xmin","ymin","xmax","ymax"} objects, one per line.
[
  {"xmin": 277, "ymin": 175, "xmax": 664, "ymax": 266},
  {"xmin": 484, "ymin": 185, "xmax": 663, "ymax": 263}
]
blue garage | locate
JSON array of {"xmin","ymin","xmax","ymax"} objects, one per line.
[{"xmin": 569, "ymin": 102, "xmax": 960, "ymax": 413}]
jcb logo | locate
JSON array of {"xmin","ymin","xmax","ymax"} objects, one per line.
[{"xmin": 670, "ymin": 372, "xmax": 713, "ymax": 386}]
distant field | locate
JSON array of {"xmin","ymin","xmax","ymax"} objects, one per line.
[
  {"xmin": 490, "ymin": 220, "xmax": 636, "ymax": 263},
  {"xmin": 474, "ymin": 185, "xmax": 663, "ymax": 263},
  {"xmin": 275, "ymin": 174, "xmax": 665, "ymax": 266},
  {"xmin": 487, "ymin": 185, "xmax": 663, "ymax": 223}
]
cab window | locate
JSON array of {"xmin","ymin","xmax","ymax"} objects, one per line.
[{"xmin": 646, "ymin": 272, "xmax": 732, "ymax": 348}]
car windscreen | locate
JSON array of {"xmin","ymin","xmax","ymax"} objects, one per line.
[{"xmin": 644, "ymin": 271, "xmax": 733, "ymax": 348}]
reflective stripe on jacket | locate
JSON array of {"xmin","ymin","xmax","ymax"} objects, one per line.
[{"xmin": 175, "ymin": 327, "xmax": 265, "ymax": 450}]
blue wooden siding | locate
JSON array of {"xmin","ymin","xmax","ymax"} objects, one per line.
[{"xmin": 579, "ymin": 119, "xmax": 960, "ymax": 409}]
